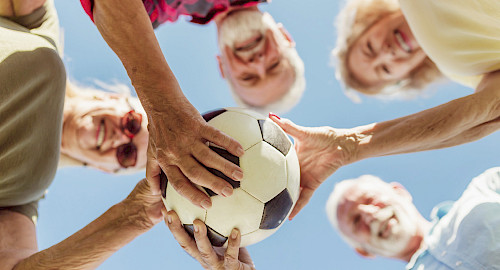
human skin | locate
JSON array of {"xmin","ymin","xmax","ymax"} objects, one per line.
[
  {"xmin": 0, "ymin": 178, "xmax": 163, "ymax": 270},
  {"xmin": 91, "ymin": 0, "xmax": 245, "ymax": 209},
  {"xmin": 270, "ymin": 70, "xmax": 500, "ymax": 219},
  {"xmin": 165, "ymin": 210, "xmax": 255, "ymax": 270},
  {"xmin": 347, "ymin": 11, "xmax": 426, "ymax": 91}
]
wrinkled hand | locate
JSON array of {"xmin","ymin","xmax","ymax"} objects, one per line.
[
  {"xmin": 145, "ymin": 99, "xmax": 244, "ymax": 210},
  {"xmin": 122, "ymin": 178, "xmax": 165, "ymax": 229},
  {"xmin": 165, "ymin": 211, "xmax": 255, "ymax": 270},
  {"xmin": 269, "ymin": 114, "xmax": 358, "ymax": 219}
]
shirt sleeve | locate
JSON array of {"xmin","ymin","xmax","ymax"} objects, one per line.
[
  {"xmin": 470, "ymin": 167, "xmax": 500, "ymax": 196},
  {"xmin": 80, "ymin": 0, "xmax": 95, "ymax": 22}
]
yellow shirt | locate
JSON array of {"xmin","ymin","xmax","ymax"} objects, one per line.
[{"xmin": 400, "ymin": 0, "xmax": 500, "ymax": 88}]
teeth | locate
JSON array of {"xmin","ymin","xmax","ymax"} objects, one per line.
[
  {"xmin": 97, "ymin": 121, "xmax": 105, "ymax": 149},
  {"xmin": 395, "ymin": 31, "xmax": 411, "ymax": 52}
]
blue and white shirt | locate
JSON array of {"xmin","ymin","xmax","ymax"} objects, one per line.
[{"xmin": 407, "ymin": 167, "xmax": 500, "ymax": 270}]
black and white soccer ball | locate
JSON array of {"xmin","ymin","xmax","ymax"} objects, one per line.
[{"xmin": 160, "ymin": 107, "xmax": 300, "ymax": 247}]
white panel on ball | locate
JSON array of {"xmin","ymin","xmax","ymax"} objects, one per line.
[
  {"xmin": 205, "ymin": 189, "xmax": 264, "ymax": 237},
  {"xmin": 207, "ymin": 111, "xmax": 262, "ymax": 150},
  {"xmin": 240, "ymin": 226, "xmax": 279, "ymax": 247},
  {"xmin": 286, "ymin": 147, "xmax": 301, "ymax": 203},
  {"xmin": 240, "ymin": 141, "xmax": 288, "ymax": 203},
  {"xmin": 226, "ymin": 107, "xmax": 266, "ymax": 120},
  {"xmin": 164, "ymin": 182, "xmax": 206, "ymax": 225}
]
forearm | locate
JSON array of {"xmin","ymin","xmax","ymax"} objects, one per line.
[
  {"xmin": 350, "ymin": 80, "xmax": 500, "ymax": 161},
  {"xmin": 13, "ymin": 202, "xmax": 153, "ymax": 270},
  {"xmin": 92, "ymin": 0, "xmax": 185, "ymax": 112}
]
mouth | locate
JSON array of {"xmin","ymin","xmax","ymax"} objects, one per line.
[
  {"xmin": 96, "ymin": 119, "xmax": 105, "ymax": 150},
  {"xmin": 234, "ymin": 33, "xmax": 264, "ymax": 52},
  {"xmin": 378, "ymin": 214, "xmax": 396, "ymax": 238},
  {"xmin": 394, "ymin": 29, "xmax": 411, "ymax": 53}
]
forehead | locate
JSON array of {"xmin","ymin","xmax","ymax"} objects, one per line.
[{"xmin": 234, "ymin": 61, "xmax": 295, "ymax": 106}]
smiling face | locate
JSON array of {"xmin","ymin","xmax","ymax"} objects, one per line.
[
  {"xmin": 61, "ymin": 94, "xmax": 148, "ymax": 173},
  {"xmin": 335, "ymin": 179, "xmax": 418, "ymax": 258},
  {"xmin": 347, "ymin": 11, "xmax": 426, "ymax": 92},
  {"xmin": 216, "ymin": 10, "xmax": 296, "ymax": 107}
]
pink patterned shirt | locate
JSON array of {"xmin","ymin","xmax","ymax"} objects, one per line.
[{"xmin": 80, "ymin": 0, "xmax": 267, "ymax": 28}]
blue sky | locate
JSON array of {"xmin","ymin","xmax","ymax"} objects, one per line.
[{"xmin": 39, "ymin": 0, "xmax": 500, "ymax": 269}]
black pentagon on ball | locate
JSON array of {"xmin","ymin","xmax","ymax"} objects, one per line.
[
  {"xmin": 258, "ymin": 119, "xmax": 291, "ymax": 156},
  {"xmin": 259, "ymin": 189, "xmax": 293, "ymax": 230},
  {"xmin": 160, "ymin": 170, "xmax": 168, "ymax": 199},
  {"xmin": 203, "ymin": 146, "xmax": 240, "ymax": 197},
  {"xmin": 183, "ymin": 224, "xmax": 228, "ymax": 247},
  {"xmin": 202, "ymin": 108, "xmax": 227, "ymax": 122}
]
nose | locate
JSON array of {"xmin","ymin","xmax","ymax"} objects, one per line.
[
  {"xmin": 247, "ymin": 52, "xmax": 266, "ymax": 78},
  {"xmin": 358, "ymin": 204, "xmax": 378, "ymax": 225},
  {"xmin": 112, "ymin": 127, "xmax": 131, "ymax": 148},
  {"xmin": 373, "ymin": 42, "xmax": 395, "ymax": 65}
]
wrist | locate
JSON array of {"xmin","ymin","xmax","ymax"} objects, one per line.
[
  {"xmin": 334, "ymin": 126, "xmax": 369, "ymax": 165},
  {"xmin": 114, "ymin": 200, "xmax": 156, "ymax": 232}
]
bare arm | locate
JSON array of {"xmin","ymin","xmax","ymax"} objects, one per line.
[
  {"xmin": 0, "ymin": 0, "xmax": 46, "ymax": 16},
  {"xmin": 91, "ymin": 0, "xmax": 244, "ymax": 209},
  {"xmin": 0, "ymin": 179, "xmax": 162, "ymax": 270},
  {"xmin": 354, "ymin": 70, "xmax": 500, "ymax": 159}
]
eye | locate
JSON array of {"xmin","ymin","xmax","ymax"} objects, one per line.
[
  {"xmin": 382, "ymin": 65, "xmax": 391, "ymax": 74},
  {"xmin": 268, "ymin": 60, "xmax": 281, "ymax": 71},
  {"xmin": 367, "ymin": 41, "xmax": 374, "ymax": 56}
]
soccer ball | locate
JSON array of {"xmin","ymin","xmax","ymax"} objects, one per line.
[{"xmin": 160, "ymin": 107, "xmax": 300, "ymax": 247}]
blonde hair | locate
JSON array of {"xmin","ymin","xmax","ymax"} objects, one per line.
[
  {"xmin": 60, "ymin": 80, "xmax": 146, "ymax": 175},
  {"xmin": 332, "ymin": 0, "xmax": 442, "ymax": 98}
]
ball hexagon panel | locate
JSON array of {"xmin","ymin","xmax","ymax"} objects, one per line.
[
  {"xmin": 240, "ymin": 141, "xmax": 288, "ymax": 203},
  {"xmin": 206, "ymin": 110, "xmax": 262, "ymax": 150},
  {"xmin": 164, "ymin": 182, "xmax": 206, "ymax": 225},
  {"xmin": 286, "ymin": 147, "xmax": 300, "ymax": 203},
  {"xmin": 205, "ymin": 188, "xmax": 264, "ymax": 238},
  {"xmin": 225, "ymin": 107, "xmax": 266, "ymax": 120},
  {"xmin": 258, "ymin": 119, "xmax": 292, "ymax": 156},
  {"xmin": 240, "ymin": 225, "xmax": 281, "ymax": 247}
]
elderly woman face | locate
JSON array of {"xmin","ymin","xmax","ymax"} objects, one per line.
[
  {"xmin": 62, "ymin": 94, "xmax": 148, "ymax": 173},
  {"xmin": 347, "ymin": 11, "xmax": 427, "ymax": 92}
]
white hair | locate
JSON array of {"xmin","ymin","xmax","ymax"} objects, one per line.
[
  {"xmin": 325, "ymin": 174, "xmax": 387, "ymax": 249},
  {"xmin": 223, "ymin": 13, "xmax": 306, "ymax": 115}
]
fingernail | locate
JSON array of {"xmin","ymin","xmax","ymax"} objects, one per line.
[
  {"xmin": 269, "ymin": 112, "xmax": 280, "ymax": 119},
  {"xmin": 236, "ymin": 147, "xmax": 245, "ymax": 156},
  {"xmin": 167, "ymin": 214, "xmax": 172, "ymax": 224},
  {"xmin": 232, "ymin": 170, "xmax": 243, "ymax": 181},
  {"xmin": 222, "ymin": 186, "xmax": 233, "ymax": 197},
  {"xmin": 201, "ymin": 200, "xmax": 211, "ymax": 210},
  {"xmin": 194, "ymin": 224, "xmax": 199, "ymax": 233},
  {"xmin": 231, "ymin": 229, "xmax": 238, "ymax": 239}
]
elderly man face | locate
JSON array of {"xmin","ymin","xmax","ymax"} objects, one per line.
[
  {"xmin": 216, "ymin": 8, "xmax": 296, "ymax": 108},
  {"xmin": 333, "ymin": 176, "xmax": 421, "ymax": 258}
]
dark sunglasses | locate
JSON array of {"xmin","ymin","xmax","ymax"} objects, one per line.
[{"xmin": 116, "ymin": 100, "xmax": 143, "ymax": 168}]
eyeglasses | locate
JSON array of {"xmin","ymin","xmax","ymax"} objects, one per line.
[{"xmin": 116, "ymin": 99, "xmax": 143, "ymax": 168}]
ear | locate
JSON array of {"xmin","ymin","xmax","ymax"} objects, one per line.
[
  {"xmin": 216, "ymin": 55, "xmax": 225, "ymax": 79},
  {"xmin": 355, "ymin": 247, "xmax": 376, "ymax": 259},
  {"xmin": 277, "ymin": 23, "xmax": 295, "ymax": 47},
  {"xmin": 390, "ymin": 182, "xmax": 412, "ymax": 201}
]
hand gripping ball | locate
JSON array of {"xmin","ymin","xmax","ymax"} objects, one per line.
[{"xmin": 160, "ymin": 107, "xmax": 300, "ymax": 247}]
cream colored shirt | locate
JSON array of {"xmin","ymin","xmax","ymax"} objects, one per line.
[{"xmin": 400, "ymin": 0, "xmax": 500, "ymax": 88}]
